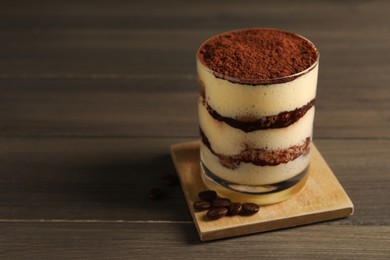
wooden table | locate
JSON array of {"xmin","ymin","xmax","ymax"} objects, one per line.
[{"xmin": 1, "ymin": 0, "xmax": 389, "ymax": 258}]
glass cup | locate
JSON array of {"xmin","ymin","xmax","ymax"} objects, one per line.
[{"xmin": 197, "ymin": 28, "xmax": 319, "ymax": 205}]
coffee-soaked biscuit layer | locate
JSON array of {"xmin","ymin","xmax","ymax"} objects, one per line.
[
  {"xmin": 200, "ymin": 128, "xmax": 310, "ymax": 169},
  {"xmin": 200, "ymin": 96, "xmax": 315, "ymax": 133}
]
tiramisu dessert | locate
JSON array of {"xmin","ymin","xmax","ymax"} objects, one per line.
[{"xmin": 197, "ymin": 28, "xmax": 319, "ymax": 204}]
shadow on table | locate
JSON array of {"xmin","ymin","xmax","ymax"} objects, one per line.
[{"xmin": 62, "ymin": 153, "xmax": 191, "ymax": 221}]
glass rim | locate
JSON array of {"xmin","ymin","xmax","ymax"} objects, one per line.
[{"xmin": 197, "ymin": 28, "xmax": 320, "ymax": 85}]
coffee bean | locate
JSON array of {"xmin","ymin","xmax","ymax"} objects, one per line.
[
  {"xmin": 212, "ymin": 198, "xmax": 231, "ymax": 208},
  {"xmin": 193, "ymin": 200, "xmax": 211, "ymax": 211},
  {"xmin": 148, "ymin": 187, "xmax": 163, "ymax": 200},
  {"xmin": 206, "ymin": 207, "xmax": 228, "ymax": 220},
  {"xmin": 241, "ymin": 203, "xmax": 260, "ymax": 215},
  {"xmin": 162, "ymin": 174, "xmax": 178, "ymax": 186},
  {"xmin": 227, "ymin": 202, "xmax": 242, "ymax": 215},
  {"xmin": 198, "ymin": 190, "xmax": 217, "ymax": 201}
]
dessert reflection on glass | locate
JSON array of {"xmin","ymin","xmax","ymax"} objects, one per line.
[{"xmin": 197, "ymin": 28, "xmax": 319, "ymax": 205}]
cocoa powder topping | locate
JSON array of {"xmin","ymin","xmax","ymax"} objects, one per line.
[{"xmin": 197, "ymin": 28, "xmax": 318, "ymax": 85}]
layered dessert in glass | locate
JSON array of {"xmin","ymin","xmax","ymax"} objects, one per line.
[{"xmin": 197, "ymin": 28, "xmax": 319, "ymax": 204}]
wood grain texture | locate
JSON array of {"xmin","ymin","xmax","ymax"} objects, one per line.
[
  {"xmin": 0, "ymin": 138, "xmax": 388, "ymax": 225},
  {"xmin": 0, "ymin": 78, "xmax": 389, "ymax": 138},
  {"xmin": 0, "ymin": 0, "xmax": 389, "ymax": 258},
  {"xmin": 1, "ymin": 223, "xmax": 389, "ymax": 259},
  {"xmin": 0, "ymin": 1, "xmax": 389, "ymax": 76}
]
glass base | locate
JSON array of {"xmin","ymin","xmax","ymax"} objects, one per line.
[{"xmin": 200, "ymin": 162, "xmax": 309, "ymax": 205}]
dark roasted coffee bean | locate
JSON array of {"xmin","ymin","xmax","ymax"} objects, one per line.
[
  {"xmin": 193, "ymin": 200, "xmax": 211, "ymax": 211},
  {"xmin": 162, "ymin": 174, "xmax": 178, "ymax": 186},
  {"xmin": 206, "ymin": 207, "xmax": 228, "ymax": 220},
  {"xmin": 148, "ymin": 187, "xmax": 163, "ymax": 200},
  {"xmin": 212, "ymin": 198, "xmax": 231, "ymax": 208},
  {"xmin": 227, "ymin": 202, "xmax": 242, "ymax": 215},
  {"xmin": 198, "ymin": 190, "xmax": 217, "ymax": 201},
  {"xmin": 241, "ymin": 203, "xmax": 260, "ymax": 215}
]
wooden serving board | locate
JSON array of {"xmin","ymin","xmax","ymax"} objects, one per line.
[{"xmin": 170, "ymin": 141, "xmax": 354, "ymax": 241}]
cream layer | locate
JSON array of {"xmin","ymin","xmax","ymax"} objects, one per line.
[
  {"xmin": 199, "ymin": 101, "xmax": 315, "ymax": 155},
  {"xmin": 197, "ymin": 60, "xmax": 318, "ymax": 118},
  {"xmin": 200, "ymin": 142, "xmax": 310, "ymax": 185}
]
